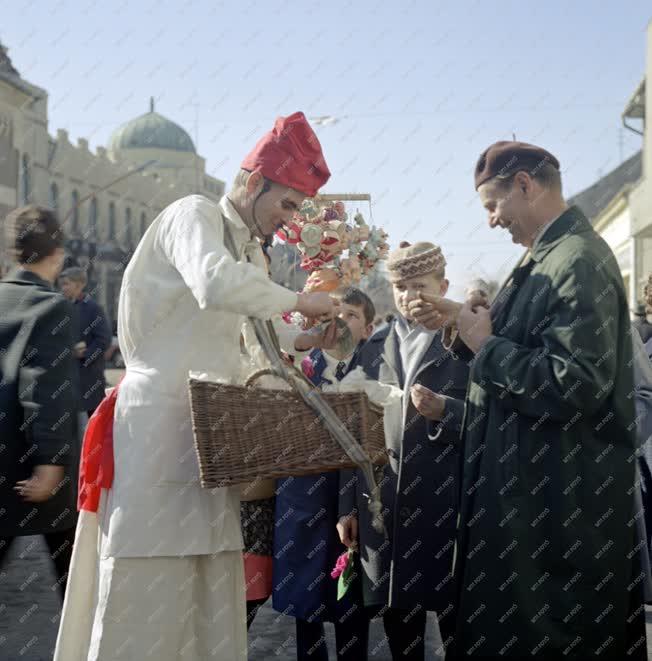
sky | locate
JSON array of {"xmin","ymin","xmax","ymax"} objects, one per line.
[{"xmin": 2, "ymin": 0, "xmax": 651, "ymax": 297}]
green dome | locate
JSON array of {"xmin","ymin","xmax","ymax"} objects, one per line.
[{"xmin": 109, "ymin": 100, "xmax": 195, "ymax": 153}]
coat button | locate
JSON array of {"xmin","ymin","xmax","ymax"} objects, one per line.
[{"xmin": 400, "ymin": 506, "xmax": 411, "ymax": 521}]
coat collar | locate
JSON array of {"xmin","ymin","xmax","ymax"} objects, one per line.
[
  {"xmin": 381, "ymin": 321, "xmax": 404, "ymax": 386},
  {"xmin": 415, "ymin": 330, "xmax": 449, "ymax": 376},
  {"xmin": 382, "ymin": 319, "xmax": 450, "ymax": 388},
  {"xmin": 2, "ymin": 267, "xmax": 54, "ymax": 290},
  {"xmin": 530, "ymin": 205, "xmax": 590, "ymax": 263}
]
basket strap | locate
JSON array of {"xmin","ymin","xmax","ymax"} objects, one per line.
[{"xmin": 221, "ymin": 213, "xmax": 385, "ymax": 535}]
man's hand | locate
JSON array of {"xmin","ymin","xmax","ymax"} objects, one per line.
[
  {"xmin": 337, "ymin": 515, "xmax": 358, "ymax": 549},
  {"xmin": 295, "ymin": 292, "xmax": 340, "ymax": 319},
  {"xmin": 15, "ymin": 465, "xmax": 65, "ymax": 503},
  {"xmin": 74, "ymin": 341, "xmax": 87, "ymax": 359},
  {"xmin": 466, "ymin": 290, "xmax": 489, "ymax": 310},
  {"xmin": 410, "ymin": 384, "xmax": 446, "ymax": 420},
  {"xmin": 407, "ymin": 293, "xmax": 462, "ymax": 330},
  {"xmin": 458, "ymin": 302, "xmax": 493, "ymax": 353},
  {"xmin": 294, "ymin": 320, "xmax": 340, "ymax": 352}
]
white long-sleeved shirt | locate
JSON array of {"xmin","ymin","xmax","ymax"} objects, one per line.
[{"xmin": 102, "ymin": 194, "xmax": 298, "ymax": 558}]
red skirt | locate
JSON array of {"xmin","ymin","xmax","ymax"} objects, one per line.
[{"xmin": 240, "ymin": 497, "xmax": 275, "ymax": 602}]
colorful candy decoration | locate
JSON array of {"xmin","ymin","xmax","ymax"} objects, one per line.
[{"xmin": 276, "ymin": 200, "xmax": 389, "ymax": 289}]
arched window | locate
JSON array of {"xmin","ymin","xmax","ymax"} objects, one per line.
[
  {"xmin": 89, "ymin": 197, "xmax": 98, "ymax": 237},
  {"xmin": 49, "ymin": 182, "xmax": 58, "ymax": 212},
  {"xmin": 108, "ymin": 202, "xmax": 116, "ymax": 240},
  {"xmin": 71, "ymin": 190, "xmax": 79, "ymax": 233},
  {"xmin": 125, "ymin": 207, "xmax": 132, "ymax": 246},
  {"xmin": 21, "ymin": 155, "xmax": 31, "ymax": 204},
  {"xmin": 140, "ymin": 212, "xmax": 146, "ymax": 238}
]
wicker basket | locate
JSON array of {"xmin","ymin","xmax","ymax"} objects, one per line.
[{"xmin": 189, "ymin": 370, "xmax": 387, "ymax": 488}]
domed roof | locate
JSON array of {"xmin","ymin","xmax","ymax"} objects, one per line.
[{"xmin": 109, "ymin": 98, "xmax": 195, "ymax": 153}]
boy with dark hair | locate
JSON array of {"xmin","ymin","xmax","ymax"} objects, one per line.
[{"xmin": 273, "ymin": 286, "xmax": 377, "ymax": 661}]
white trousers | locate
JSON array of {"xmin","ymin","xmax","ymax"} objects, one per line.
[{"xmin": 54, "ymin": 510, "xmax": 247, "ymax": 661}]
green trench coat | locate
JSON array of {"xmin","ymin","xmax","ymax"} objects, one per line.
[{"xmin": 453, "ymin": 207, "xmax": 646, "ymax": 659}]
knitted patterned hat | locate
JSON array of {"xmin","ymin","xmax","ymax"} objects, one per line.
[{"xmin": 387, "ymin": 241, "xmax": 446, "ymax": 282}]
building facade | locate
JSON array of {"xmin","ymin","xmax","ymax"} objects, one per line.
[
  {"xmin": 623, "ymin": 21, "xmax": 652, "ymax": 304},
  {"xmin": 0, "ymin": 40, "xmax": 224, "ymax": 328},
  {"xmin": 574, "ymin": 20, "xmax": 652, "ymax": 308}
]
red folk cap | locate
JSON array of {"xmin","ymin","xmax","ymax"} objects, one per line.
[
  {"xmin": 474, "ymin": 141, "xmax": 560, "ymax": 190},
  {"xmin": 241, "ymin": 111, "xmax": 331, "ymax": 197}
]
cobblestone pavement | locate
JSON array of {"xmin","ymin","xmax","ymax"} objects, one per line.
[
  {"xmin": 0, "ymin": 536, "xmax": 444, "ymax": 661},
  {"xmin": 2, "ymin": 536, "xmax": 652, "ymax": 660}
]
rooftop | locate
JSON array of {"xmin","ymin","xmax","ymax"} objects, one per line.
[{"xmin": 567, "ymin": 150, "xmax": 642, "ymax": 222}]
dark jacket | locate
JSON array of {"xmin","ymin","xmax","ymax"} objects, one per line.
[
  {"xmin": 272, "ymin": 343, "xmax": 373, "ymax": 622},
  {"xmin": 453, "ymin": 207, "xmax": 646, "ymax": 659},
  {"xmin": 72, "ymin": 294, "xmax": 111, "ymax": 412},
  {"xmin": 339, "ymin": 322, "xmax": 471, "ymax": 618},
  {"xmin": 0, "ymin": 269, "xmax": 79, "ymax": 536}
]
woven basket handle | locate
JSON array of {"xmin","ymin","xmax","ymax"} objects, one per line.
[{"xmin": 245, "ymin": 368, "xmax": 283, "ymax": 388}]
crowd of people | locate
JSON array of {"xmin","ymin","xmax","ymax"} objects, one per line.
[{"xmin": 0, "ymin": 112, "xmax": 650, "ymax": 661}]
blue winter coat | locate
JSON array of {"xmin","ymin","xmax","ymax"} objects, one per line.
[
  {"xmin": 72, "ymin": 294, "xmax": 111, "ymax": 411},
  {"xmin": 272, "ymin": 344, "xmax": 375, "ymax": 622}
]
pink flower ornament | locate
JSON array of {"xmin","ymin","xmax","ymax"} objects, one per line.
[{"xmin": 330, "ymin": 551, "xmax": 350, "ymax": 579}]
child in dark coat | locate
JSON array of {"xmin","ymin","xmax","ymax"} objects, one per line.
[{"xmin": 338, "ymin": 242, "xmax": 472, "ymax": 661}]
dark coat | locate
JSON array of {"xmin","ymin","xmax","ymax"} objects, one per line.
[
  {"xmin": 72, "ymin": 294, "xmax": 111, "ymax": 411},
  {"xmin": 0, "ymin": 269, "xmax": 79, "ymax": 537},
  {"xmin": 640, "ymin": 337, "xmax": 652, "ymax": 594},
  {"xmin": 339, "ymin": 322, "xmax": 471, "ymax": 618},
  {"xmin": 453, "ymin": 207, "xmax": 646, "ymax": 659},
  {"xmin": 272, "ymin": 344, "xmax": 372, "ymax": 622}
]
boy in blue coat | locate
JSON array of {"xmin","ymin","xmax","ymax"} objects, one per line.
[{"xmin": 273, "ymin": 287, "xmax": 379, "ymax": 661}]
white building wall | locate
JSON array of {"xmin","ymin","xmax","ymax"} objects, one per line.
[{"xmin": 0, "ymin": 70, "xmax": 225, "ymax": 323}]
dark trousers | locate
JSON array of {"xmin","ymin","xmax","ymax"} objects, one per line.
[
  {"xmin": 247, "ymin": 597, "xmax": 268, "ymax": 630},
  {"xmin": 382, "ymin": 605, "xmax": 456, "ymax": 661},
  {"xmin": 383, "ymin": 607, "xmax": 427, "ymax": 661},
  {"xmin": 296, "ymin": 604, "xmax": 370, "ymax": 661},
  {"xmin": 0, "ymin": 527, "xmax": 76, "ymax": 601}
]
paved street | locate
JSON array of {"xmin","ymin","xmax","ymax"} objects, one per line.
[
  {"xmin": 2, "ymin": 535, "xmax": 652, "ymax": 660},
  {"xmin": 0, "ymin": 536, "xmax": 446, "ymax": 661}
]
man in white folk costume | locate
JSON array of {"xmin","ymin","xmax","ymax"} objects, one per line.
[{"xmin": 54, "ymin": 112, "xmax": 336, "ymax": 661}]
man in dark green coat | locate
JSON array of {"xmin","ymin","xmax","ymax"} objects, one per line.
[{"xmin": 412, "ymin": 142, "xmax": 646, "ymax": 659}]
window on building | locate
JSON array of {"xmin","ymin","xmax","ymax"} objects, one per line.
[
  {"xmin": 108, "ymin": 202, "xmax": 116, "ymax": 240},
  {"xmin": 21, "ymin": 155, "xmax": 31, "ymax": 204},
  {"xmin": 71, "ymin": 190, "xmax": 79, "ymax": 233},
  {"xmin": 140, "ymin": 212, "xmax": 146, "ymax": 238},
  {"xmin": 89, "ymin": 197, "xmax": 98, "ymax": 237},
  {"xmin": 125, "ymin": 207, "xmax": 132, "ymax": 246},
  {"xmin": 49, "ymin": 182, "xmax": 58, "ymax": 212}
]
